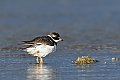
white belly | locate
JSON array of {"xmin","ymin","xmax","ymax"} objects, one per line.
[{"xmin": 26, "ymin": 44, "xmax": 56, "ymax": 57}]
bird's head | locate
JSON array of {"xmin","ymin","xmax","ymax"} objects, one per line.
[{"xmin": 48, "ymin": 32, "xmax": 63, "ymax": 42}]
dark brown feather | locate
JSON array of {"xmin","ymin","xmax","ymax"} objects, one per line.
[{"xmin": 22, "ymin": 36, "xmax": 57, "ymax": 46}]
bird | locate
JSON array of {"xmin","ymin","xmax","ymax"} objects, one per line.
[{"xmin": 21, "ymin": 32, "xmax": 63, "ymax": 64}]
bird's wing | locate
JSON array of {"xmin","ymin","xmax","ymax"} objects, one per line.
[{"xmin": 22, "ymin": 36, "xmax": 54, "ymax": 46}]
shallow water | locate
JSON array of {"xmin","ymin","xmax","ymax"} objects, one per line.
[
  {"xmin": 1, "ymin": 0, "xmax": 120, "ymax": 80},
  {"xmin": 1, "ymin": 50, "xmax": 120, "ymax": 80}
]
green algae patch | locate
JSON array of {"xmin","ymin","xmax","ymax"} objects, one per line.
[{"xmin": 73, "ymin": 56, "xmax": 97, "ymax": 64}]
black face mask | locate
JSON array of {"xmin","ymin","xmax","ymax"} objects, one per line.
[{"xmin": 52, "ymin": 37, "xmax": 59, "ymax": 40}]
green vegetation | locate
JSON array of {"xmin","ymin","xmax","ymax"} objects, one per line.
[{"xmin": 73, "ymin": 56, "xmax": 97, "ymax": 64}]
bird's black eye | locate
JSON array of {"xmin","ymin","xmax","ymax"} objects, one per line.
[{"xmin": 52, "ymin": 37, "xmax": 59, "ymax": 40}]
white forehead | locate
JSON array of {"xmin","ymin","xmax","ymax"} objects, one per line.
[
  {"xmin": 48, "ymin": 34, "xmax": 58, "ymax": 37},
  {"xmin": 51, "ymin": 34, "xmax": 56, "ymax": 37}
]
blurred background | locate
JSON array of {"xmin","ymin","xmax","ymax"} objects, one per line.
[
  {"xmin": 1, "ymin": 1, "xmax": 120, "ymax": 80},
  {"xmin": 0, "ymin": 0, "xmax": 120, "ymax": 49}
]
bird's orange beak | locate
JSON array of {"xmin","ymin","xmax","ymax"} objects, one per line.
[{"xmin": 59, "ymin": 38, "xmax": 64, "ymax": 41}]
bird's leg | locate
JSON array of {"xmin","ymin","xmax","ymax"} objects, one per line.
[
  {"xmin": 39, "ymin": 57, "xmax": 44, "ymax": 64},
  {"xmin": 36, "ymin": 56, "xmax": 39, "ymax": 64},
  {"xmin": 36, "ymin": 51, "xmax": 40, "ymax": 63},
  {"xmin": 36, "ymin": 50, "xmax": 43, "ymax": 64}
]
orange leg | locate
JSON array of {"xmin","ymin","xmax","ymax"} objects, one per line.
[
  {"xmin": 36, "ymin": 50, "xmax": 44, "ymax": 64},
  {"xmin": 36, "ymin": 51, "xmax": 40, "ymax": 63},
  {"xmin": 40, "ymin": 57, "xmax": 43, "ymax": 64},
  {"xmin": 36, "ymin": 56, "xmax": 39, "ymax": 63}
]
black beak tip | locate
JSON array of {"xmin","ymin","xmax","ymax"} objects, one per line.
[{"xmin": 61, "ymin": 39, "xmax": 64, "ymax": 41}]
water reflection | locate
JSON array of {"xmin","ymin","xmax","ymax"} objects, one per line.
[
  {"xmin": 27, "ymin": 64, "xmax": 56, "ymax": 80},
  {"xmin": 76, "ymin": 64, "xmax": 93, "ymax": 72}
]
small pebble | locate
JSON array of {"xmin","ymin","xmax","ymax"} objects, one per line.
[{"xmin": 104, "ymin": 62, "xmax": 107, "ymax": 64}]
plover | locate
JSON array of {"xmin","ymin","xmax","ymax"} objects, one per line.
[{"xmin": 21, "ymin": 32, "xmax": 63, "ymax": 63}]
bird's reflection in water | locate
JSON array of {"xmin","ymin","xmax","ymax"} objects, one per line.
[{"xmin": 27, "ymin": 63, "xmax": 56, "ymax": 80}]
